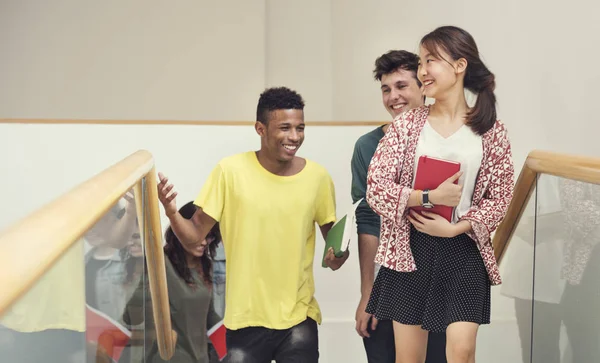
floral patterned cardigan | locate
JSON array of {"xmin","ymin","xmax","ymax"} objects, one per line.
[{"xmin": 366, "ymin": 106, "xmax": 515, "ymax": 285}]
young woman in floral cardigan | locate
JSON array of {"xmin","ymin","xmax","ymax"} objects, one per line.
[{"xmin": 365, "ymin": 26, "xmax": 515, "ymax": 363}]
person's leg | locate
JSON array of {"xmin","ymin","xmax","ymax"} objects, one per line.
[
  {"xmin": 563, "ymin": 296, "xmax": 600, "ymax": 363},
  {"xmin": 225, "ymin": 326, "xmax": 273, "ymax": 363},
  {"xmin": 561, "ymin": 245, "xmax": 600, "ymax": 363},
  {"xmin": 393, "ymin": 322, "xmax": 428, "ymax": 363},
  {"xmin": 514, "ymin": 298, "xmax": 562, "ymax": 363},
  {"xmin": 445, "ymin": 322, "xmax": 478, "ymax": 363},
  {"xmin": 272, "ymin": 318, "xmax": 319, "ymax": 363},
  {"xmin": 363, "ymin": 318, "xmax": 396, "ymax": 363},
  {"xmin": 513, "ymin": 298, "xmax": 533, "ymax": 363},
  {"xmin": 425, "ymin": 331, "xmax": 447, "ymax": 363},
  {"xmin": 530, "ymin": 300, "xmax": 562, "ymax": 363}
]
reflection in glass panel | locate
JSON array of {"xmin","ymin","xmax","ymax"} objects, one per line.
[
  {"xmin": 0, "ymin": 185, "xmax": 145, "ymax": 363},
  {"xmin": 498, "ymin": 179, "xmax": 538, "ymax": 363},
  {"xmin": 84, "ymin": 186, "xmax": 145, "ymax": 363},
  {"xmin": 120, "ymin": 178, "xmax": 155, "ymax": 363},
  {"xmin": 0, "ymin": 239, "xmax": 86, "ymax": 363},
  {"xmin": 533, "ymin": 176, "xmax": 600, "ymax": 363},
  {"xmin": 527, "ymin": 175, "xmax": 566, "ymax": 363}
]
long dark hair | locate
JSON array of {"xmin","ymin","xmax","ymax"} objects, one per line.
[
  {"xmin": 421, "ymin": 26, "xmax": 496, "ymax": 135},
  {"xmin": 119, "ymin": 231, "xmax": 144, "ymax": 285},
  {"xmin": 164, "ymin": 202, "xmax": 220, "ymax": 286}
]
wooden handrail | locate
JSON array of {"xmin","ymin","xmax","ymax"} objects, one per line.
[
  {"xmin": 493, "ymin": 150, "xmax": 600, "ymax": 264},
  {"xmin": 0, "ymin": 149, "xmax": 176, "ymax": 359},
  {"xmin": 0, "ymin": 150, "xmax": 153, "ymax": 315},
  {"xmin": 144, "ymin": 168, "xmax": 177, "ymax": 359},
  {"xmin": 0, "ymin": 118, "xmax": 384, "ymax": 127}
]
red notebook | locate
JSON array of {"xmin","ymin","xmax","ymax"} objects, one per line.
[
  {"xmin": 85, "ymin": 304, "xmax": 131, "ymax": 362},
  {"xmin": 207, "ymin": 321, "xmax": 227, "ymax": 361},
  {"xmin": 411, "ymin": 155, "xmax": 461, "ymax": 222}
]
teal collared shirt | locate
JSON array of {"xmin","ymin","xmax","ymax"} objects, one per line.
[{"xmin": 351, "ymin": 125, "xmax": 386, "ymax": 238}]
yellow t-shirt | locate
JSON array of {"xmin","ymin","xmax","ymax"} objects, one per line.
[{"xmin": 194, "ymin": 151, "xmax": 336, "ymax": 330}]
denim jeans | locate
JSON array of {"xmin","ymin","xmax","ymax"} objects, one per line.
[
  {"xmin": 212, "ymin": 259, "xmax": 226, "ymax": 318},
  {"xmin": 209, "ymin": 254, "xmax": 226, "ymax": 362}
]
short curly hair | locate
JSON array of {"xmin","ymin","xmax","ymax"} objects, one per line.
[
  {"xmin": 373, "ymin": 50, "xmax": 421, "ymax": 87},
  {"xmin": 256, "ymin": 87, "xmax": 305, "ymax": 124}
]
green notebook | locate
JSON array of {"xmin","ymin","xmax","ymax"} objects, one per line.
[{"xmin": 321, "ymin": 198, "xmax": 363, "ymax": 268}]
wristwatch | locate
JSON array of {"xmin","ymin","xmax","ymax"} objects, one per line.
[{"xmin": 422, "ymin": 189, "xmax": 434, "ymax": 209}]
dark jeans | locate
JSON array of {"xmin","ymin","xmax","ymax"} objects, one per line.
[
  {"xmin": 362, "ymin": 318, "xmax": 447, "ymax": 363},
  {"xmin": 208, "ymin": 343, "xmax": 220, "ymax": 362},
  {"xmin": 363, "ymin": 318, "xmax": 395, "ymax": 363},
  {"xmin": 425, "ymin": 331, "xmax": 447, "ymax": 363},
  {"xmin": 225, "ymin": 318, "xmax": 318, "ymax": 363}
]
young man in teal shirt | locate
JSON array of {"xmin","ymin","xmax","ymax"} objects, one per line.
[{"xmin": 351, "ymin": 50, "xmax": 447, "ymax": 363}]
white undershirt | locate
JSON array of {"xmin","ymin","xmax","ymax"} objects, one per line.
[{"xmin": 413, "ymin": 121, "xmax": 483, "ymax": 223}]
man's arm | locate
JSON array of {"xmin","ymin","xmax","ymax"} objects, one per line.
[
  {"xmin": 355, "ymin": 232, "xmax": 379, "ymax": 337},
  {"xmin": 315, "ymin": 173, "xmax": 349, "ymax": 271},
  {"xmin": 357, "ymin": 233, "xmax": 378, "ymax": 297},
  {"xmin": 319, "ymin": 222, "xmax": 334, "ymax": 240},
  {"xmin": 351, "ymin": 140, "xmax": 380, "ymax": 296},
  {"xmin": 351, "ymin": 137, "xmax": 382, "ymax": 337},
  {"xmin": 158, "ymin": 171, "xmax": 219, "ymax": 247},
  {"xmin": 167, "ymin": 207, "xmax": 217, "ymax": 248},
  {"xmin": 321, "ymin": 222, "xmax": 350, "ymax": 271}
]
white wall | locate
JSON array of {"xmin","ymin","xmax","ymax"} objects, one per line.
[
  {"xmin": 265, "ymin": 0, "xmax": 333, "ymax": 120},
  {"xmin": 0, "ymin": 0, "xmax": 266, "ymax": 120},
  {"xmin": 327, "ymin": 0, "xmax": 600, "ymax": 158},
  {"xmin": 2, "ymin": 0, "xmax": 599, "ymax": 362}
]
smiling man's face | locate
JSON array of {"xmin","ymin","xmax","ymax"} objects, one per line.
[{"xmin": 380, "ymin": 68, "xmax": 424, "ymax": 118}]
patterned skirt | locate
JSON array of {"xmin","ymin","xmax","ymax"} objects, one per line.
[{"xmin": 366, "ymin": 226, "xmax": 491, "ymax": 333}]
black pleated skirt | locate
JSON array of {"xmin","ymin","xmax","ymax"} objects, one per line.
[{"xmin": 366, "ymin": 226, "xmax": 491, "ymax": 333}]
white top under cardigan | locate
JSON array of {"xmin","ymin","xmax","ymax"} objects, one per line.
[{"xmin": 413, "ymin": 121, "xmax": 483, "ymax": 223}]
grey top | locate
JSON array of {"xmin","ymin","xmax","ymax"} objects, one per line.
[{"xmin": 124, "ymin": 258, "xmax": 220, "ymax": 363}]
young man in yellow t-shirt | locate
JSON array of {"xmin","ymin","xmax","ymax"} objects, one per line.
[{"xmin": 157, "ymin": 87, "xmax": 349, "ymax": 362}]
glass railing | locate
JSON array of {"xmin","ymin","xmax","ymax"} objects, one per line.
[
  {"xmin": 2, "ymin": 146, "xmax": 599, "ymax": 363},
  {"xmin": 494, "ymin": 151, "xmax": 600, "ymax": 363},
  {"xmin": 0, "ymin": 151, "xmax": 175, "ymax": 363},
  {"xmin": 0, "ymin": 237, "xmax": 88, "ymax": 363},
  {"xmin": 84, "ymin": 187, "xmax": 147, "ymax": 363}
]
